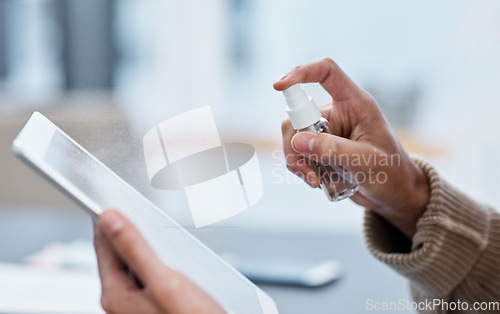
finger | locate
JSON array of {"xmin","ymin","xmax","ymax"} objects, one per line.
[
  {"xmin": 287, "ymin": 154, "xmax": 320, "ymax": 188},
  {"xmin": 281, "ymin": 119, "xmax": 319, "ymax": 187},
  {"xmin": 98, "ymin": 209, "xmax": 173, "ymax": 290},
  {"xmin": 273, "ymin": 58, "xmax": 359, "ymax": 102},
  {"xmin": 100, "ymin": 290, "xmax": 161, "ymax": 314},
  {"xmin": 94, "ymin": 225, "xmax": 161, "ymax": 314},
  {"xmin": 153, "ymin": 269, "xmax": 226, "ymax": 314},
  {"xmin": 291, "ymin": 131, "xmax": 373, "ymax": 172},
  {"xmin": 99, "ymin": 210, "xmax": 225, "ymax": 314},
  {"xmin": 318, "ymin": 103, "xmax": 332, "ymax": 117},
  {"xmin": 93, "ymin": 222, "xmax": 135, "ymax": 291}
]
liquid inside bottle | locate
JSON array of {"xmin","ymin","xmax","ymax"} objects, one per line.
[{"xmin": 300, "ymin": 118, "xmax": 359, "ymax": 201}]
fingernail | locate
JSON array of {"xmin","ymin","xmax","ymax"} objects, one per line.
[
  {"xmin": 292, "ymin": 133, "xmax": 315, "ymax": 152},
  {"xmin": 101, "ymin": 211, "xmax": 124, "ymax": 235},
  {"xmin": 304, "ymin": 174, "xmax": 315, "ymax": 187},
  {"xmin": 305, "ymin": 172, "xmax": 319, "ymax": 187}
]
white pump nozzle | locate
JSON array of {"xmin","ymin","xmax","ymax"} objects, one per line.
[
  {"xmin": 283, "ymin": 84, "xmax": 307, "ymax": 102},
  {"xmin": 282, "ymin": 84, "xmax": 321, "ymax": 130}
]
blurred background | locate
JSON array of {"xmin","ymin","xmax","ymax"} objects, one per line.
[{"xmin": 1, "ymin": 0, "xmax": 500, "ymax": 313}]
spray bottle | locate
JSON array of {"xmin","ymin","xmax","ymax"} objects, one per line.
[{"xmin": 282, "ymin": 84, "xmax": 358, "ymax": 201}]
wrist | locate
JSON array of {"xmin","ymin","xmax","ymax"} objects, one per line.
[
  {"xmin": 410, "ymin": 161, "xmax": 430, "ymax": 214},
  {"xmin": 398, "ymin": 160, "xmax": 430, "ymax": 238},
  {"xmin": 369, "ymin": 158, "xmax": 430, "ymax": 239}
]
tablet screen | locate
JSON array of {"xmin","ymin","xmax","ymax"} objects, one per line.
[{"xmin": 13, "ymin": 112, "xmax": 278, "ymax": 314}]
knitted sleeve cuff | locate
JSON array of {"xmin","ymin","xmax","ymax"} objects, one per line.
[{"xmin": 364, "ymin": 159, "xmax": 492, "ymax": 296}]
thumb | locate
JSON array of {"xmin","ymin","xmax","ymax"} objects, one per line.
[
  {"xmin": 291, "ymin": 131, "xmax": 370, "ymax": 172},
  {"xmin": 99, "ymin": 209, "xmax": 175, "ymax": 290}
]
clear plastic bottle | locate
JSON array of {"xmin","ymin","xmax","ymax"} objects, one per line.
[{"xmin": 282, "ymin": 84, "xmax": 358, "ymax": 201}]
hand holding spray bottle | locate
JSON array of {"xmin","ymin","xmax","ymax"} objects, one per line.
[{"xmin": 281, "ymin": 84, "xmax": 358, "ymax": 201}]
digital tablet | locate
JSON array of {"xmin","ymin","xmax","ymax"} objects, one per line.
[{"xmin": 12, "ymin": 112, "xmax": 278, "ymax": 314}]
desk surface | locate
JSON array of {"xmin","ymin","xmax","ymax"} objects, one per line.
[{"xmin": 0, "ymin": 206, "xmax": 413, "ymax": 314}]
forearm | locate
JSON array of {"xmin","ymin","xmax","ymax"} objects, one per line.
[{"xmin": 364, "ymin": 160, "xmax": 499, "ymax": 303}]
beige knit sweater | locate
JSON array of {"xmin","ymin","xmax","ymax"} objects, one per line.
[{"xmin": 364, "ymin": 160, "xmax": 500, "ymax": 313}]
